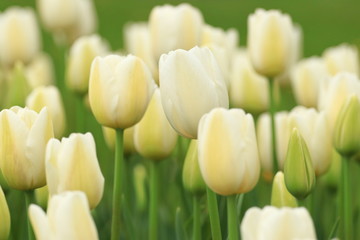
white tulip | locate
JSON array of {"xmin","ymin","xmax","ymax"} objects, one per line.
[
  {"xmin": 26, "ymin": 53, "xmax": 55, "ymax": 89},
  {"xmin": 323, "ymin": 44, "xmax": 359, "ymax": 77}
]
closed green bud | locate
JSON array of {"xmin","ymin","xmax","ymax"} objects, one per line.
[
  {"xmin": 333, "ymin": 94, "xmax": 360, "ymax": 157},
  {"xmin": 284, "ymin": 128, "xmax": 315, "ymax": 199},
  {"xmin": 182, "ymin": 140, "xmax": 206, "ymax": 194},
  {"xmin": 0, "ymin": 185, "xmax": 10, "ymax": 240},
  {"xmin": 34, "ymin": 185, "xmax": 49, "ymax": 209},
  {"xmin": 271, "ymin": 171, "xmax": 297, "ymax": 208}
]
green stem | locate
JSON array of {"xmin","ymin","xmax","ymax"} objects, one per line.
[
  {"xmin": 76, "ymin": 94, "xmax": 85, "ymax": 133},
  {"xmin": 206, "ymin": 187, "xmax": 222, "ymax": 240},
  {"xmin": 25, "ymin": 191, "xmax": 34, "ymax": 240},
  {"xmin": 149, "ymin": 161, "xmax": 159, "ymax": 240},
  {"xmin": 341, "ymin": 156, "xmax": 352, "ymax": 240},
  {"xmin": 111, "ymin": 129, "xmax": 124, "ymax": 240},
  {"xmin": 227, "ymin": 195, "xmax": 239, "ymax": 240},
  {"xmin": 269, "ymin": 79, "xmax": 278, "ymax": 173},
  {"xmin": 193, "ymin": 195, "xmax": 201, "ymax": 240}
]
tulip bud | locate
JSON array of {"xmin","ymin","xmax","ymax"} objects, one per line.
[
  {"xmin": 89, "ymin": 54, "xmax": 155, "ymax": 129},
  {"xmin": 198, "ymin": 108, "xmax": 260, "ymax": 196},
  {"xmin": 46, "ymin": 133, "xmax": 104, "ymax": 209},
  {"xmin": 26, "ymin": 86, "xmax": 66, "ymax": 138},
  {"xmin": 134, "ymin": 88, "xmax": 178, "ymax": 160},
  {"xmin": 35, "ymin": 185, "xmax": 49, "ymax": 209},
  {"xmin": 159, "ymin": 46, "xmax": 229, "ymax": 139},
  {"xmin": 323, "ymin": 44, "xmax": 359, "ymax": 77},
  {"xmin": 29, "ymin": 191, "xmax": 99, "ymax": 240},
  {"xmin": 229, "ymin": 50, "xmax": 269, "ymax": 114},
  {"xmin": 241, "ymin": 206, "xmax": 316, "ymax": 240},
  {"xmin": 0, "ymin": 7, "xmax": 41, "ymax": 65},
  {"xmin": 0, "ymin": 185, "xmax": 10, "ymax": 240},
  {"xmin": 284, "ymin": 128, "xmax": 315, "ymax": 199},
  {"xmin": 0, "ymin": 107, "xmax": 53, "ymax": 190},
  {"xmin": 182, "ymin": 140, "xmax": 206, "ymax": 194},
  {"xmin": 149, "ymin": 3, "xmax": 203, "ymax": 60},
  {"xmin": 247, "ymin": 9, "xmax": 293, "ymax": 77},
  {"xmin": 271, "ymin": 171, "xmax": 297, "ymax": 208},
  {"xmin": 333, "ymin": 95, "xmax": 360, "ymax": 157},
  {"xmin": 25, "ymin": 53, "xmax": 55, "ymax": 89},
  {"xmin": 290, "ymin": 57, "xmax": 329, "ymax": 108},
  {"xmin": 66, "ymin": 34, "xmax": 108, "ymax": 94}
]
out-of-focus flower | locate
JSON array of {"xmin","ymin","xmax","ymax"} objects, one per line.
[
  {"xmin": 159, "ymin": 46, "xmax": 228, "ymax": 139},
  {"xmin": 133, "ymin": 164, "xmax": 147, "ymax": 212},
  {"xmin": 182, "ymin": 140, "xmax": 206, "ymax": 194},
  {"xmin": 206, "ymin": 44, "xmax": 231, "ymax": 88},
  {"xmin": 26, "ymin": 86, "xmax": 66, "ymax": 138},
  {"xmin": 134, "ymin": 88, "xmax": 177, "ymax": 160},
  {"xmin": 323, "ymin": 44, "xmax": 359, "ymax": 77},
  {"xmin": 66, "ymin": 34, "xmax": 109, "ymax": 94},
  {"xmin": 25, "ymin": 53, "xmax": 55, "ymax": 89},
  {"xmin": 89, "ymin": 54, "xmax": 155, "ymax": 129},
  {"xmin": 229, "ymin": 49, "xmax": 269, "ymax": 114},
  {"xmin": 0, "ymin": 107, "xmax": 53, "ymax": 190},
  {"xmin": 248, "ymin": 9, "xmax": 293, "ymax": 77},
  {"xmin": 284, "ymin": 128, "xmax": 315, "ymax": 199},
  {"xmin": 198, "ymin": 108, "xmax": 260, "ymax": 196},
  {"xmin": 291, "ymin": 57, "xmax": 329, "ymax": 108},
  {"xmin": 333, "ymin": 95, "xmax": 360, "ymax": 157},
  {"xmin": 46, "ymin": 133, "xmax": 104, "ymax": 209},
  {"xmin": 271, "ymin": 171, "xmax": 297, "ymax": 208},
  {"xmin": 0, "ymin": 7, "xmax": 41, "ymax": 66},
  {"xmin": 29, "ymin": 191, "xmax": 99, "ymax": 240},
  {"xmin": 321, "ymin": 149, "xmax": 341, "ymax": 190},
  {"xmin": 0, "ymin": 185, "xmax": 10, "ymax": 240},
  {"xmin": 149, "ymin": 3, "xmax": 203, "ymax": 60},
  {"xmin": 35, "ymin": 185, "xmax": 49, "ymax": 209},
  {"xmin": 241, "ymin": 206, "xmax": 316, "ymax": 240}
]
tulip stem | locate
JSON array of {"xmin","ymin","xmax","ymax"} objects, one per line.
[
  {"xmin": 206, "ymin": 187, "xmax": 222, "ymax": 240},
  {"xmin": 111, "ymin": 129, "xmax": 124, "ymax": 240},
  {"xmin": 227, "ymin": 195, "xmax": 239, "ymax": 240},
  {"xmin": 25, "ymin": 191, "xmax": 34, "ymax": 240},
  {"xmin": 340, "ymin": 156, "xmax": 352, "ymax": 240},
  {"xmin": 149, "ymin": 161, "xmax": 159, "ymax": 240},
  {"xmin": 269, "ymin": 78, "xmax": 278, "ymax": 173},
  {"xmin": 193, "ymin": 195, "xmax": 201, "ymax": 240}
]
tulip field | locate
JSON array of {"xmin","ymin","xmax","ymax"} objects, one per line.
[{"xmin": 1, "ymin": 0, "xmax": 360, "ymax": 240}]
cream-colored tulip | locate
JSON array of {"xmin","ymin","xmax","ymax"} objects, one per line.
[
  {"xmin": 29, "ymin": 191, "xmax": 99, "ymax": 240},
  {"xmin": 124, "ymin": 22, "xmax": 158, "ymax": 83},
  {"xmin": 0, "ymin": 7, "xmax": 41, "ymax": 65},
  {"xmin": 291, "ymin": 57, "xmax": 328, "ymax": 108},
  {"xmin": 66, "ymin": 34, "xmax": 108, "ymax": 94},
  {"xmin": 159, "ymin": 46, "xmax": 229, "ymax": 139},
  {"xmin": 46, "ymin": 133, "xmax": 104, "ymax": 209},
  {"xmin": 207, "ymin": 44, "xmax": 231, "ymax": 89},
  {"xmin": 72, "ymin": 0, "xmax": 97, "ymax": 39},
  {"xmin": 198, "ymin": 108, "xmax": 260, "ymax": 196},
  {"xmin": 0, "ymin": 107, "xmax": 53, "ymax": 190},
  {"xmin": 323, "ymin": 44, "xmax": 359, "ymax": 77},
  {"xmin": 134, "ymin": 88, "xmax": 177, "ymax": 160},
  {"xmin": 26, "ymin": 86, "xmax": 66, "ymax": 138},
  {"xmin": 149, "ymin": 3, "xmax": 203, "ymax": 60},
  {"xmin": 318, "ymin": 72, "xmax": 360, "ymax": 135},
  {"xmin": 241, "ymin": 206, "xmax": 316, "ymax": 240},
  {"xmin": 229, "ymin": 50, "xmax": 269, "ymax": 114},
  {"xmin": 25, "ymin": 53, "xmax": 55, "ymax": 89},
  {"xmin": 89, "ymin": 54, "xmax": 155, "ymax": 129},
  {"xmin": 0, "ymin": 185, "xmax": 10, "ymax": 240},
  {"xmin": 248, "ymin": 9, "xmax": 293, "ymax": 77}
]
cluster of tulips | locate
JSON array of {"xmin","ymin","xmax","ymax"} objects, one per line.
[{"xmin": 0, "ymin": 1, "xmax": 359, "ymax": 240}]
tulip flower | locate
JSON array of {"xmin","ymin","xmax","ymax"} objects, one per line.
[
  {"xmin": 291, "ymin": 57, "xmax": 329, "ymax": 108},
  {"xmin": 46, "ymin": 133, "xmax": 104, "ymax": 209},
  {"xmin": 0, "ymin": 107, "xmax": 53, "ymax": 190},
  {"xmin": 26, "ymin": 86, "xmax": 66, "ymax": 138},
  {"xmin": 25, "ymin": 53, "xmax": 55, "ymax": 89},
  {"xmin": 0, "ymin": 185, "xmax": 10, "ymax": 240},
  {"xmin": 66, "ymin": 34, "xmax": 109, "ymax": 94},
  {"xmin": 271, "ymin": 171, "xmax": 297, "ymax": 208},
  {"xmin": 241, "ymin": 206, "xmax": 316, "ymax": 240},
  {"xmin": 159, "ymin": 46, "xmax": 229, "ymax": 139},
  {"xmin": 323, "ymin": 44, "xmax": 359, "ymax": 77},
  {"xmin": 198, "ymin": 108, "xmax": 260, "ymax": 196},
  {"xmin": 247, "ymin": 8, "xmax": 293, "ymax": 77},
  {"xmin": 29, "ymin": 191, "xmax": 99, "ymax": 240},
  {"xmin": 149, "ymin": 3, "xmax": 203, "ymax": 60},
  {"xmin": 0, "ymin": 7, "xmax": 41, "ymax": 65},
  {"xmin": 89, "ymin": 54, "xmax": 155, "ymax": 129}
]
